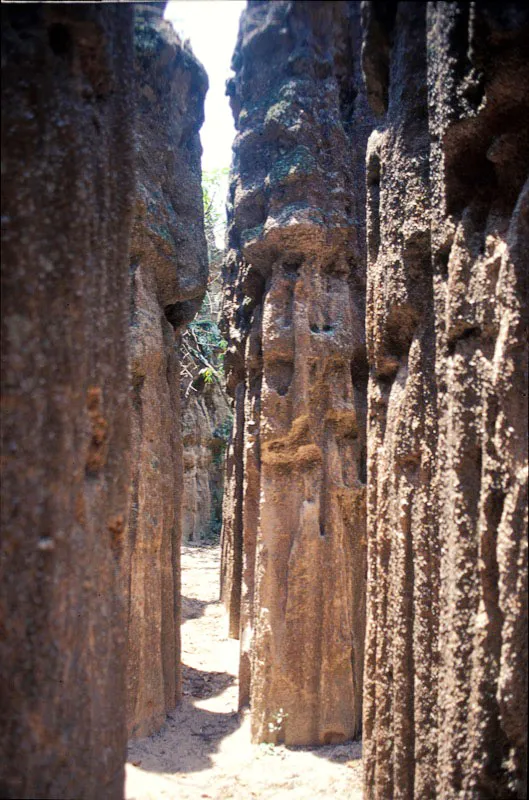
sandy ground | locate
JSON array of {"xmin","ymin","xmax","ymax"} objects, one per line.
[{"xmin": 126, "ymin": 544, "xmax": 363, "ymax": 799}]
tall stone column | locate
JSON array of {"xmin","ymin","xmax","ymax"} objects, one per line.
[
  {"xmin": 362, "ymin": 2, "xmax": 528, "ymax": 797},
  {"xmin": 127, "ymin": 5, "xmax": 208, "ymax": 738},
  {"xmin": 1, "ymin": 6, "xmax": 135, "ymax": 798},
  {"xmin": 221, "ymin": 0, "xmax": 373, "ymax": 745}
]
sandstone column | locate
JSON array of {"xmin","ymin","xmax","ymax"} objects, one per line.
[
  {"xmin": 430, "ymin": 3, "xmax": 528, "ymax": 797},
  {"xmin": 362, "ymin": 2, "xmax": 528, "ymax": 797},
  {"xmin": 1, "ymin": 5, "xmax": 134, "ymax": 798},
  {"xmin": 222, "ymin": 0, "xmax": 373, "ymax": 745}
]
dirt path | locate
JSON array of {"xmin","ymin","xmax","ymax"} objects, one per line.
[{"xmin": 126, "ymin": 544, "xmax": 363, "ymax": 799}]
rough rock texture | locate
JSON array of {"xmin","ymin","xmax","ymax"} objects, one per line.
[
  {"xmin": 221, "ymin": 0, "xmax": 373, "ymax": 745},
  {"xmin": 363, "ymin": 2, "xmax": 529, "ymax": 798},
  {"xmin": 0, "ymin": 5, "xmax": 135, "ymax": 798},
  {"xmin": 127, "ymin": 4, "xmax": 208, "ymax": 739},
  {"xmin": 182, "ymin": 381, "xmax": 231, "ymax": 544}
]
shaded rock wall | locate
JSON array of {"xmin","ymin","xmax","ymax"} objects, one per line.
[
  {"xmin": 221, "ymin": 0, "xmax": 373, "ymax": 745},
  {"xmin": 0, "ymin": 5, "xmax": 135, "ymax": 798},
  {"xmin": 182, "ymin": 381, "xmax": 231, "ymax": 544},
  {"xmin": 363, "ymin": 2, "xmax": 528, "ymax": 798},
  {"xmin": 127, "ymin": 5, "xmax": 208, "ymax": 739}
]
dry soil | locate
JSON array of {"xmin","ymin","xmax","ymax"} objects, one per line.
[{"xmin": 126, "ymin": 543, "xmax": 363, "ymax": 799}]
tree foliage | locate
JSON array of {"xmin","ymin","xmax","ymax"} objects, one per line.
[{"xmin": 180, "ymin": 168, "xmax": 229, "ymax": 400}]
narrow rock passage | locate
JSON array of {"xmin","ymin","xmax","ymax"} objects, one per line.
[{"xmin": 126, "ymin": 544, "xmax": 363, "ymax": 799}]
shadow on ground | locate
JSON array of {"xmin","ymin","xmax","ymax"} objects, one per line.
[
  {"xmin": 182, "ymin": 663, "xmax": 236, "ymax": 699},
  {"xmin": 181, "ymin": 594, "xmax": 212, "ymax": 622},
  {"xmin": 128, "ymin": 706, "xmax": 241, "ymax": 774},
  {"xmin": 127, "ymin": 665, "xmax": 240, "ymax": 775},
  {"xmin": 295, "ymin": 738, "xmax": 362, "ymax": 765}
]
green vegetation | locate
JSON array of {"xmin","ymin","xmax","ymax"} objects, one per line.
[
  {"xmin": 202, "ymin": 486, "xmax": 225, "ymax": 544},
  {"xmin": 180, "ymin": 315, "xmax": 228, "ymax": 397},
  {"xmin": 212, "ymin": 416, "xmax": 233, "ymax": 467},
  {"xmin": 202, "ymin": 166, "xmax": 229, "ymax": 262},
  {"xmin": 181, "ymin": 168, "xmax": 230, "ymax": 397},
  {"xmin": 181, "ymin": 167, "xmax": 233, "ymax": 548}
]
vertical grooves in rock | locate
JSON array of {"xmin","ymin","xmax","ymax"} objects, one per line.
[
  {"xmin": 1, "ymin": 2, "xmax": 527, "ymax": 797},
  {"xmin": 126, "ymin": 7, "xmax": 208, "ymax": 740},
  {"xmin": 363, "ymin": 2, "xmax": 529, "ymax": 797},
  {"xmin": 221, "ymin": 0, "xmax": 373, "ymax": 746},
  {"xmin": 0, "ymin": 5, "xmax": 135, "ymax": 797}
]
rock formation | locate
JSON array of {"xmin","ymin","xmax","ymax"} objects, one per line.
[
  {"xmin": 223, "ymin": 0, "xmax": 528, "ymax": 788},
  {"xmin": 1, "ymin": 0, "xmax": 527, "ymax": 797},
  {"xmin": 182, "ymin": 380, "xmax": 231, "ymax": 544},
  {"xmin": 127, "ymin": 4, "xmax": 208, "ymax": 738},
  {"xmin": 1, "ymin": 5, "xmax": 135, "ymax": 797},
  {"xmin": 363, "ymin": 2, "xmax": 528, "ymax": 798},
  {"xmin": 221, "ymin": 0, "xmax": 373, "ymax": 745}
]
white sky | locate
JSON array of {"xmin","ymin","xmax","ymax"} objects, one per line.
[{"xmin": 164, "ymin": 1, "xmax": 246, "ymax": 173}]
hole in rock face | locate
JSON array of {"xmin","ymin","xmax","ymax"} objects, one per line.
[
  {"xmin": 367, "ymin": 152, "xmax": 381, "ymax": 263},
  {"xmin": 323, "ymin": 731, "xmax": 347, "ymax": 745},
  {"xmin": 283, "ymin": 253, "xmax": 303, "ymax": 275},
  {"xmin": 319, "ymin": 523, "xmax": 325, "ymax": 538},
  {"xmin": 385, "ymin": 304, "xmax": 420, "ymax": 359},
  {"xmin": 351, "ymin": 348, "xmax": 369, "ymax": 391},
  {"xmin": 446, "ymin": 325, "xmax": 482, "ymax": 356},
  {"xmin": 165, "ymin": 299, "xmax": 202, "ymax": 332},
  {"xmin": 266, "ymin": 360, "xmax": 293, "ymax": 396},
  {"xmin": 339, "ymin": 79, "xmax": 358, "ymax": 124},
  {"xmin": 438, "ymin": 247, "xmax": 450, "ymax": 279},
  {"xmin": 48, "ymin": 23, "xmax": 73, "ymax": 58},
  {"xmin": 310, "ymin": 323, "xmax": 320, "ymax": 333}
]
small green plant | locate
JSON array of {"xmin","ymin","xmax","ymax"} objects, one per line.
[
  {"xmin": 200, "ymin": 366, "xmax": 214, "ymax": 385},
  {"xmin": 259, "ymin": 742, "xmax": 277, "ymax": 756}
]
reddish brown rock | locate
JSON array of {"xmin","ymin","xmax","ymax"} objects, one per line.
[
  {"xmin": 221, "ymin": 0, "xmax": 373, "ymax": 745},
  {"xmin": 0, "ymin": 5, "xmax": 135, "ymax": 797},
  {"xmin": 127, "ymin": 5, "xmax": 208, "ymax": 739},
  {"xmin": 363, "ymin": 2, "xmax": 528, "ymax": 797}
]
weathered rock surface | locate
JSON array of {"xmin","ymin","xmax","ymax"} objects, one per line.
[
  {"xmin": 0, "ymin": 5, "xmax": 135, "ymax": 798},
  {"xmin": 363, "ymin": 2, "xmax": 529, "ymax": 798},
  {"xmin": 127, "ymin": 4, "xmax": 208, "ymax": 739},
  {"xmin": 182, "ymin": 380, "xmax": 231, "ymax": 544},
  {"xmin": 221, "ymin": 0, "xmax": 373, "ymax": 745},
  {"xmin": 1, "ymin": 1, "xmax": 527, "ymax": 796},
  {"xmin": 223, "ymin": 0, "xmax": 528, "ymax": 786}
]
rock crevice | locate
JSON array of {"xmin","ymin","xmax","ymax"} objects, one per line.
[{"xmin": 127, "ymin": 5, "xmax": 208, "ymax": 739}]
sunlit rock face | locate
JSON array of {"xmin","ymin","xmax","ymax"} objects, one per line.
[
  {"xmin": 221, "ymin": 0, "xmax": 373, "ymax": 746},
  {"xmin": 223, "ymin": 0, "xmax": 528, "ymax": 788},
  {"xmin": 127, "ymin": 5, "xmax": 208, "ymax": 739},
  {"xmin": 1, "ymin": 5, "xmax": 135, "ymax": 798},
  {"xmin": 363, "ymin": 2, "xmax": 528, "ymax": 798}
]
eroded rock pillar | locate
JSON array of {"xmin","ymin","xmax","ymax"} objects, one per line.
[
  {"xmin": 127, "ymin": 5, "xmax": 208, "ymax": 739},
  {"xmin": 221, "ymin": 0, "xmax": 373, "ymax": 746},
  {"xmin": 363, "ymin": 2, "xmax": 528, "ymax": 797},
  {"xmin": 1, "ymin": 5, "xmax": 134, "ymax": 797}
]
